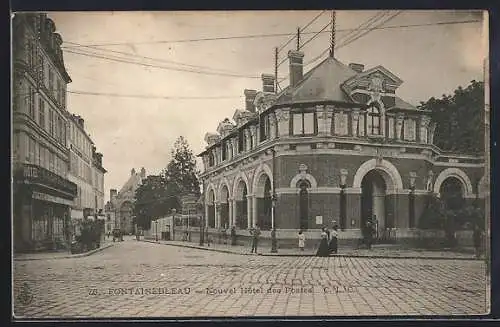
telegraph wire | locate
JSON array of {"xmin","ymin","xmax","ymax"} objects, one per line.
[
  {"xmin": 67, "ymin": 90, "xmax": 244, "ymax": 100},
  {"xmin": 62, "ymin": 19, "xmax": 481, "ymax": 48},
  {"xmin": 277, "ymin": 10, "xmax": 327, "ymax": 53},
  {"xmin": 64, "ymin": 41, "xmax": 249, "ymax": 76},
  {"xmin": 298, "ymin": 20, "xmax": 332, "ymax": 51},
  {"xmin": 63, "ymin": 49, "xmax": 263, "ymax": 79}
]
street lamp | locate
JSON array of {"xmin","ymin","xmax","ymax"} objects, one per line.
[
  {"xmin": 270, "ymin": 147, "xmax": 278, "ymax": 253},
  {"xmin": 171, "ymin": 208, "xmax": 177, "ymax": 241},
  {"xmin": 155, "ymin": 219, "xmax": 159, "ymax": 242}
]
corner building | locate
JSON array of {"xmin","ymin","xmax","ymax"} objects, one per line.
[
  {"xmin": 198, "ymin": 50, "xmax": 485, "ymax": 245},
  {"xmin": 12, "ymin": 13, "xmax": 77, "ymax": 251}
]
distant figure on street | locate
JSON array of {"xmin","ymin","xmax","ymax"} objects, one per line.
[
  {"xmin": 222, "ymin": 227, "xmax": 228, "ymax": 245},
  {"xmin": 372, "ymin": 215, "xmax": 379, "ymax": 239},
  {"xmin": 329, "ymin": 225, "xmax": 339, "ymax": 254},
  {"xmin": 324, "ymin": 226, "xmax": 331, "ymax": 241},
  {"xmin": 316, "ymin": 228, "xmax": 330, "ymax": 257},
  {"xmin": 250, "ymin": 225, "xmax": 261, "ymax": 254},
  {"xmin": 298, "ymin": 230, "xmax": 306, "ymax": 251},
  {"xmin": 365, "ymin": 218, "xmax": 374, "ymax": 249},
  {"xmin": 230, "ymin": 226, "xmax": 237, "ymax": 245},
  {"xmin": 473, "ymin": 224, "xmax": 483, "ymax": 258}
]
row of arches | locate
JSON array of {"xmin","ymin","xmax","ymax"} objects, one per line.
[{"xmin": 204, "ymin": 160, "xmax": 482, "ymax": 230}]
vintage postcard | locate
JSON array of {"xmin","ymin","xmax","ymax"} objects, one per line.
[{"xmin": 12, "ymin": 10, "xmax": 490, "ymax": 318}]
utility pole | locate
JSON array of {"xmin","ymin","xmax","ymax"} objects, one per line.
[
  {"xmin": 330, "ymin": 10, "xmax": 336, "ymax": 58},
  {"xmin": 296, "ymin": 27, "xmax": 300, "ymax": 51},
  {"xmin": 274, "ymin": 47, "xmax": 278, "ymax": 93}
]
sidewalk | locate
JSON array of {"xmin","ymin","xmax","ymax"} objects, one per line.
[
  {"xmin": 141, "ymin": 239, "xmax": 480, "ymax": 260},
  {"xmin": 14, "ymin": 240, "xmax": 115, "ymax": 261}
]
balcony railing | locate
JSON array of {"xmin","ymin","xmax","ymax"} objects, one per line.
[{"xmin": 14, "ymin": 163, "xmax": 78, "ymax": 197}]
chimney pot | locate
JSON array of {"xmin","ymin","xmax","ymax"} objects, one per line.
[
  {"xmin": 261, "ymin": 74, "xmax": 275, "ymax": 93},
  {"xmin": 348, "ymin": 63, "xmax": 365, "ymax": 73},
  {"xmin": 288, "ymin": 50, "xmax": 305, "ymax": 87},
  {"xmin": 244, "ymin": 89, "xmax": 257, "ymax": 112}
]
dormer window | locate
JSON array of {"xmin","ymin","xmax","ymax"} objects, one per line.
[
  {"xmin": 292, "ymin": 110, "xmax": 317, "ymax": 136},
  {"xmin": 367, "ymin": 104, "xmax": 381, "ymax": 135}
]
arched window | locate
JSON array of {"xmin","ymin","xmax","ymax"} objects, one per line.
[
  {"xmin": 208, "ymin": 152, "xmax": 215, "ymax": 167},
  {"xmin": 367, "ymin": 104, "xmax": 381, "ymax": 135}
]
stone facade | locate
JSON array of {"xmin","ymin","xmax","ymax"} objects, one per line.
[
  {"xmin": 105, "ymin": 168, "xmax": 146, "ymax": 234},
  {"xmin": 12, "ymin": 13, "xmax": 77, "ymax": 252},
  {"xmin": 198, "ymin": 52, "xmax": 485, "ymax": 244}
]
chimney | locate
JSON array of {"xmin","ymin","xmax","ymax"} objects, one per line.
[
  {"xmin": 288, "ymin": 50, "xmax": 304, "ymax": 87},
  {"xmin": 110, "ymin": 189, "xmax": 117, "ymax": 201},
  {"xmin": 131, "ymin": 168, "xmax": 136, "ymax": 176},
  {"xmin": 348, "ymin": 63, "xmax": 365, "ymax": 73},
  {"xmin": 140, "ymin": 167, "xmax": 146, "ymax": 178},
  {"xmin": 261, "ymin": 74, "xmax": 275, "ymax": 93},
  {"xmin": 244, "ymin": 89, "xmax": 257, "ymax": 112}
]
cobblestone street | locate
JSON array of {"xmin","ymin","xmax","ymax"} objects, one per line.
[{"xmin": 13, "ymin": 238, "xmax": 489, "ymax": 318}]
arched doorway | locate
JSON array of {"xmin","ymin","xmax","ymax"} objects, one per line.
[
  {"xmin": 439, "ymin": 177, "xmax": 464, "ymax": 211},
  {"xmin": 361, "ymin": 170, "xmax": 387, "ymax": 232},
  {"xmin": 219, "ymin": 185, "xmax": 230, "ymax": 229},
  {"xmin": 255, "ymin": 173, "xmax": 272, "ymax": 230},
  {"xmin": 207, "ymin": 189, "xmax": 216, "ymax": 228},
  {"xmin": 298, "ymin": 180, "xmax": 310, "ymax": 230},
  {"xmin": 120, "ymin": 201, "xmax": 133, "ymax": 234},
  {"xmin": 234, "ymin": 180, "xmax": 248, "ymax": 229}
]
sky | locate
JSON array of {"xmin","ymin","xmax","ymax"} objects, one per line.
[{"xmin": 44, "ymin": 10, "xmax": 487, "ymax": 202}]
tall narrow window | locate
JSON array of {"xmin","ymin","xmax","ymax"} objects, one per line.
[
  {"xmin": 221, "ymin": 143, "xmax": 227, "ymax": 161},
  {"xmin": 292, "ymin": 111, "xmax": 316, "ymax": 136},
  {"xmin": 334, "ymin": 112, "xmax": 348, "ymax": 135},
  {"xmin": 38, "ymin": 54, "xmax": 45, "ymax": 84},
  {"xmin": 49, "ymin": 151, "xmax": 55, "ymax": 172},
  {"xmin": 48, "ymin": 70, "xmax": 54, "ymax": 93},
  {"xmin": 238, "ymin": 130, "xmax": 244, "ymax": 153},
  {"xmin": 358, "ymin": 114, "xmax": 365, "ymax": 136},
  {"xmin": 28, "ymin": 137, "xmax": 35, "ymax": 163},
  {"xmin": 49, "ymin": 110, "xmax": 54, "ymax": 136},
  {"xmin": 404, "ymin": 119, "xmax": 416, "ymax": 141},
  {"xmin": 38, "ymin": 98, "xmax": 45, "ymax": 129},
  {"xmin": 367, "ymin": 105, "xmax": 381, "ymax": 135},
  {"xmin": 29, "ymin": 88, "xmax": 35, "ymax": 120},
  {"xmin": 259, "ymin": 115, "xmax": 270, "ymax": 141},
  {"xmin": 420, "ymin": 123, "xmax": 428, "ymax": 143}
]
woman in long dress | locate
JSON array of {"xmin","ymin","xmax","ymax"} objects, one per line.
[
  {"xmin": 298, "ymin": 230, "xmax": 306, "ymax": 251},
  {"xmin": 316, "ymin": 228, "xmax": 330, "ymax": 257}
]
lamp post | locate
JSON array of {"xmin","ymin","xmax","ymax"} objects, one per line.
[
  {"xmin": 409, "ymin": 172, "xmax": 417, "ymax": 229},
  {"xmin": 155, "ymin": 219, "xmax": 158, "ymax": 242},
  {"xmin": 171, "ymin": 208, "xmax": 177, "ymax": 241},
  {"xmin": 270, "ymin": 148, "xmax": 278, "ymax": 253}
]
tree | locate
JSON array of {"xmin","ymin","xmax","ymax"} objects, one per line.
[
  {"xmin": 163, "ymin": 136, "xmax": 201, "ymax": 197},
  {"xmin": 418, "ymin": 80, "xmax": 484, "ymax": 155},
  {"xmin": 133, "ymin": 175, "xmax": 176, "ymax": 230}
]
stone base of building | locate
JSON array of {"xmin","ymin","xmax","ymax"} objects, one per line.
[{"xmin": 153, "ymin": 228, "xmax": 474, "ymax": 250}]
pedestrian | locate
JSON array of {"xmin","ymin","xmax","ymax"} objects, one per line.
[
  {"xmin": 298, "ymin": 230, "xmax": 306, "ymax": 252},
  {"xmin": 222, "ymin": 227, "xmax": 228, "ymax": 245},
  {"xmin": 230, "ymin": 226, "xmax": 237, "ymax": 246},
  {"xmin": 328, "ymin": 225, "xmax": 338, "ymax": 254},
  {"xmin": 324, "ymin": 225, "xmax": 331, "ymax": 241},
  {"xmin": 473, "ymin": 224, "xmax": 483, "ymax": 258},
  {"xmin": 316, "ymin": 228, "xmax": 330, "ymax": 257},
  {"xmin": 207, "ymin": 233, "xmax": 212, "ymax": 247},
  {"xmin": 365, "ymin": 219, "xmax": 373, "ymax": 249},
  {"xmin": 251, "ymin": 224, "xmax": 261, "ymax": 254}
]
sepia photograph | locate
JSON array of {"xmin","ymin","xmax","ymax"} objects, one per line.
[{"xmin": 11, "ymin": 10, "xmax": 490, "ymax": 318}]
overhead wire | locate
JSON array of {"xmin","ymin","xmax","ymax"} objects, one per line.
[{"xmin": 67, "ymin": 90, "xmax": 243, "ymax": 100}]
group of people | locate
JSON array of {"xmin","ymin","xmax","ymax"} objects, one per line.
[{"xmin": 315, "ymin": 224, "xmax": 339, "ymax": 257}]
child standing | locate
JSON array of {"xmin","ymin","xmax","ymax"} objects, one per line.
[{"xmin": 298, "ymin": 230, "xmax": 306, "ymax": 251}]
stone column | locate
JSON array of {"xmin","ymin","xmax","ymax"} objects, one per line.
[
  {"xmin": 228, "ymin": 198, "xmax": 233, "ymax": 227},
  {"xmin": 269, "ymin": 113, "xmax": 277, "ymax": 139},
  {"xmin": 351, "ymin": 109, "xmax": 360, "ymax": 137},
  {"xmin": 246, "ymin": 195, "xmax": 252, "ymax": 228},
  {"xmin": 205, "ymin": 202, "xmax": 209, "ymax": 227},
  {"xmin": 275, "ymin": 108, "xmax": 290, "ymax": 137},
  {"xmin": 419, "ymin": 115, "xmax": 431, "ymax": 144},
  {"xmin": 232, "ymin": 198, "xmax": 237, "ymax": 227},
  {"xmin": 395, "ymin": 114, "xmax": 405, "ymax": 141},
  {"xmin": 215, "ymin": 201, "xmax": 220, "ymax": 228},
  {"xmin": 244, "ymin": 129, "xmax": 251, "ymax": 150},
  {"xmin": 252, "ymin": 195, "xmax": 258, "ymax": 227}
]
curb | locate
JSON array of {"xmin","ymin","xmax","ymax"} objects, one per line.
[
  {"xmin": 141, "ymin": 240, "xmax": 481, "ymax": 261},
  {"xmin": 14, "ymin": 243, "xmax": 115, "ymax": 261}
]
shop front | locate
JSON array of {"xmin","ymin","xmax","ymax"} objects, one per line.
[{"xmin": 13, "ymin": 163, "xmax": 77, "ymax": 252}]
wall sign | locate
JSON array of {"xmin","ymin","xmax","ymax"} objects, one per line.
[
  {"xmin": 32, "ymin": 191, "xmax": 73, "ymax": 206},
  {"xmin": 315, "ymin": 216, "xmax": 323, "ymax": 225}
]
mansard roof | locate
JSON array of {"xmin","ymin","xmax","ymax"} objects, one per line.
[{"xmin": 275, "ymin": 56, "xmax": 358, "ymax": 104}]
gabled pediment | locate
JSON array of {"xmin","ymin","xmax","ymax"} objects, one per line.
[{"xmin": 343, "ymin": 65, "xmax": 404, "ymax": 95}]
